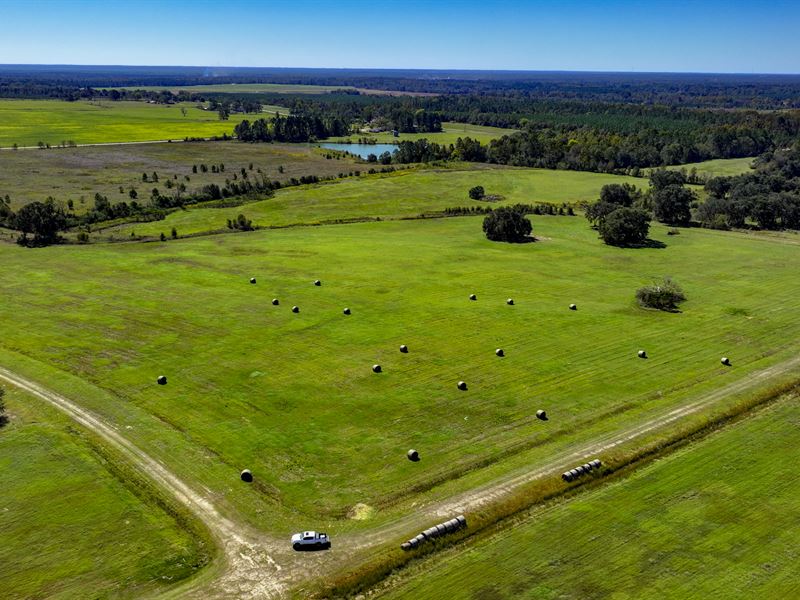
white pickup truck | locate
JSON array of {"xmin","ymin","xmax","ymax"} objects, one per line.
[{"xmin": 291, "ymin": 531, "xmax": 331, "ymax": 551}]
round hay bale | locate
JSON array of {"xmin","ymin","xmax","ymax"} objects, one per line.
[
  {"xmin": 292, "ymin": 306, "xmax": 300, "ymax": 313},
  {"xmin": 407, "ymin": 449, "xmax": 420, "ymax": 462},
  {"xmin": 399, "ymin": 344, "xmax": 408, "ymax": 353},
  {"xmin": 583, "ymin": 463, "xmax": 593, "ymax": 471},
  {"xmin": 721, "ymin": 356, "xmax": 731, "ymax": 366},
  {"xmin": 272, "ymin": 298, "xmax": 279, "ymax": 306},
  {"xmin": 455, "ymin": 515, "xmax": 467, "ymax": 527},
  {"xmin": 591, "ymin": 459, "xmax": 602, "ymax": 468},
  {"xmin": 495, "ymin": 348, "xmax": 504, "ymax": 357},
  {"xmin": 638, "ymin": 350, "xmax": 647, "ymax": 359},
  {"xmin": 576, "ymin": 466, "xmax": 586, "ymax": 475},
  {"xmin": 249, "ymin": 277, "xmax": 256, "ymax": 284},
  {"xmin": 569, "ymin": 303, "xmax": 577, "ymax": 310},
  {"xmin": 569, "ymin": 468, "xmax": 580, "ymax": 478},
  {"xmin": 506, "ymin": 298, "xmax": 514, "ymax": 305},
  {"xmin": 469, "ymin": 294, "xmax": 477, "ymax": 301},
  {"xmin": 401, "ymin": 542, "xmax": 412, "ymax": 551},
  {"xmin": 562, "ymin": 472, "xmax": 573, "ymax": 482},
  {"xmin": 157, "ymin": 375, "xmax": 167, "ymax": 385},
  {"xmin": 240, "ymin": 469, "xmax": 253, "ymax": 483},
  {"xmin": 314, "ymin": 279, "xmax": 321, "ymax": 286},
  {"xmin": 536, "ymin": 409, "xmax": 548, "ymax": 421},
  {"xmin": 343, "ymin": 307, "xmax": 351, "ymax": 315},
  {"xmin": 457, "ymin": 381, "xmax": 468, "ymax": 391},
  {"xmin": 373, "ymin": 364, "xmax": 382, "ymax": 373}
]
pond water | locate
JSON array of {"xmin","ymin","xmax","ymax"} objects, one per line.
[{"xmin": 319, "ymin": 143, "xmax": 398, "ymax": 159}]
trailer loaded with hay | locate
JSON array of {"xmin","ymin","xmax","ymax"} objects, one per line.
[
  {"xmin": 401, "ymin": 515, "xmax": 467, "ymax": 550},
  {"xmin": 562, "ymin": 459, "xmax": 602, "ymax": 482}
]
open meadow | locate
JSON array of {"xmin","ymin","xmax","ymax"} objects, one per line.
[
  {"xmin": 0, "ymin": 100, "xmax": 285, "ymax": 148},
  {"xmin": 328, "ymin": 122, "xmax": 515, "ymax": 146},
  {"xmin": 1, "ymin": 213, "xmax": 799, "ymax": 541},
  {"xmin": 0, "ymin": 140, "xmax": 356, "ymax": 212},
  {"xmin": 104, "ymin": 166, "xmax": 646, "ymax": 238},
  {"xmin": 662, "ymin": 156, "xmax": 756, "ymax": 178},
  {"xmin": 379, "ymin": 391, "xmax": 800, "ymax": 600},
  {"xmin": 0, "ymin": 386, "xmax": 211, "ymax": 599}
]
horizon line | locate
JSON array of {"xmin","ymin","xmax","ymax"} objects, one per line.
[{"xmin": 1, "ymin": 63, "xmax": 800, "ymax": 77}]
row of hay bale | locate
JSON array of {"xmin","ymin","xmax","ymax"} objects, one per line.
[
  {"xmin": 638, "ymin": 349, "xmax": 732, "ymax": 365},
  {"xmin": 401, "ymin": 515, "xmax": 467, "ymax": 550},
  {"xmin": 562, "ymin": 459, "xmax": 602, "ymax": 482}
]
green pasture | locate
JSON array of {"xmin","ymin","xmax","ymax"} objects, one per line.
[
  {"xmin": 108, "ymin": 83, "xmax": 357, "ymax": 95},
  {"xmin": 1, "ymin": 215, "xmax": 798, "ymax": 534},
  {"xmin": 0, "ymin": 99, "xmax": 279, "ymax": 147},
  {"xmin": 106, "ymin": 166, "xmax": 643, "ymax": 238},
  {"xmin": 329, "ymin": 122, "xmax": 514, "ymax": 145},
  {"xmin": 380, "ymin": 393, "xmax": 800, "ymax": 600},
  {"xmin": 0, "ymin": 140, "xmax": 354, "ymax": 211},
  {"xmin": 0, "ymin": 386, "xmax": 208, "ymax": 599},
  {"xmin": 662, "ymin": 156, "xmax": 756, "ymax": 178}
]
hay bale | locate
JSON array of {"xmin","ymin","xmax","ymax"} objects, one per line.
[
  {"xmin": 638, "ymin": 350, "xmax": 647, "ymax": 359},
  {"xmin": 373, "ymin": 364, "xmax": 382, "ymax": 373},
  {"xmin": 721, "ymin": 356, "xmax": 731, "ymax": 366},
  {"xmin": 495, "ymin": 348, "xmax": 504, "ymax": 357},
  {"xmin": 575, "ymin": 466, "xmax": 585, "ymax": 475},
  {"xmin": 591, "ymin": 459, "xmax": 602, "ymax": 468},
  {"xmin": 407, "ymin": 449, "xmax": 420, "ymax": 462},
  {"xmin": 272, "ymin": 298, "xmax": 279, "ymax": 306},
  {"xmin": 240, "ymin": 469, "xmax": 253, "ymax": 483},
  {"xmin": 292, "ymin": 306, "xmax": 300, "ymax": 313},
  {"xmin": 314, "ymin": 279, "xmax": 321, "ymax": 286},
  {"xmin": 456, "ymin": 515, "xmax": 467, "ymax": 527},
  {"xmin": 469, "ymin": 294, "xmax": 477, "ymax": 301},
  {"xmin": 569, "ymin": 303, "xmax": 577, "ymax": 310},
  {"xmin": 506, "ymin": 298, "xmax": 514, "ymax": 305},
  {"xmin": 399, "ymin": 344, "xmax": 408, "ymax": 353},
  {"xmin": 569, "ymin": 468, "xmax": 580, "ymax": 478},
  {"xmin": 583, "ymin": 463, "xmax": 593, "ymax": 471},
  {"xmin": 562, "ymin": 472, "xmax": 573, "ymax": 482},
  {"xmin": 536, "ymin": 409, "xmax": 548, "ymax": 421},
  {"xmin": 457, "ymin": 381, "xmax": 468, "ymax": 391},
  {"xmin": 401, "ymin": 542, "xmax": 412, "ymax": 551},
  {"xmin": 343, "ymin": 307, "xmax": 351, "ymax": 315},
  {"xmin": 157, "ymin": 375, "xmax": 167, "ymax": 385},
  {"xmin": 250, "ymin": 277, "xmax": 256, "ymax": 284}
]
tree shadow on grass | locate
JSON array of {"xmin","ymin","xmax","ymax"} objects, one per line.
[{"xmin": 616, "ymin": 238, "xmax": 667, "ymax": 249}]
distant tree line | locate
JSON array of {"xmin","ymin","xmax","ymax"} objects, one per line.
[{"xmin": 5, "ymin": 66, "xmax": 800, "ymax": 108}]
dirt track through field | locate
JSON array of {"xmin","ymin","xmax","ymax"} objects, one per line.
[
  {"xmin": 2, "ymin": 353, "xmax": 799, "ymax": 598},
  {"xmin": 0, "ymin": 366, "xmax": 285, "ymax": 599}
]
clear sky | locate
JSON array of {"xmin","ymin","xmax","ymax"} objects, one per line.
[{"xmin": 0, "ymin": 0, "xmax": 797, "ymax": 73}]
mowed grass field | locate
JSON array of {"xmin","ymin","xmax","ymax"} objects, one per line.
[
  {"xmin": 106, "ymin": 166, "xmax": 645, "ymax": 238},
  {"xmin": 0, "ymin": 386, "xmax": 209, "ymax": 599},
  {"xmin": 380, "ymin": 393, "xmax": 800, "ymax": 600},
  {"xmin": 109, "ymin": 83, "xmax": 356, "ymax": 94},
  {"xmin": 0, "ymin": 99, "xmax": 285, "ymax": 147},
  {"xmin": 662, "ymin": 156, "xmax": 756, "ymax": 178},
  {"xmin": 1, "ymin": 215, "xmax": 799, "ymax": 534},
  {"xmin": 0, "ymin": 140, "xmax": 356, "ymax": 211},
  {"xmin": 108, "ymin": 83, "xmax": 434, "ymax": 96},
  {"xmin": 328, "ymin": 122, "xmax": 515, "ymax": 146}
]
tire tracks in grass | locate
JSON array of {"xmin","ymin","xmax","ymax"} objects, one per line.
[
  {"xmin": 2, "ymin": 353, "xmax": 799, "ymax": 598},
  {"xmin": 0, "ymin": 366, "xmax": 285, "ymax": 600}
]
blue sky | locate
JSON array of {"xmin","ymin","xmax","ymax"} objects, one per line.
[{"xmin": 0, "ymin": 0, "xmax": 797, "ymax": 73}]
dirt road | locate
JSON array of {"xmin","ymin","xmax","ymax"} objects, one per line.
[{"xmin": 2, "ymin": 353, "xmax": 798, "ymax": 597}]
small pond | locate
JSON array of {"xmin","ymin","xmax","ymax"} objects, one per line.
[{"xmin": 319, "ymin": 143, "xmax": 398, "ymax": 160}]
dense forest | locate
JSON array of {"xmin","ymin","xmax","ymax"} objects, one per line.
[{"xmin": 3, "ymin": 65, "xmax": 800, "ymax": 108}]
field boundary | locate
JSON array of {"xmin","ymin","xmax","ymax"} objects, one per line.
[{"xmin": 0, "ymin": 366, "xmax": 285, "ymax": 599}]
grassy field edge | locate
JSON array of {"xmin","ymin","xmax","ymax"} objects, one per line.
[{"xmin": 310, "ymin": 375, "xmax": 800, "ymax": 599}]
